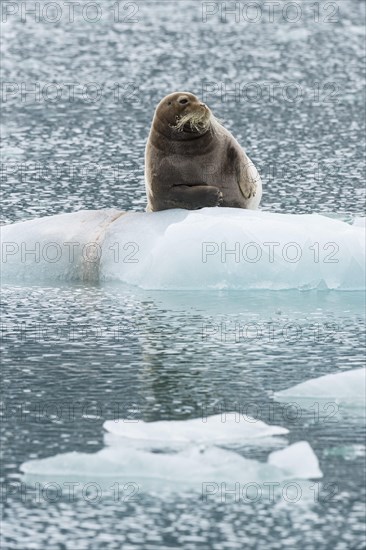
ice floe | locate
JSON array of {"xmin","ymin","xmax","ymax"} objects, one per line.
[
  {"xmin": 274, "ymin": 368, "xmax": 366, "ymax": 408},
  {"xmin": 2, "ymin": 208, "xmax": 365, "ymax": 290},
  {"xmin": 21, "ymin": 441, "xmax": 322, "ymax": 492},
  {"xmin": 20, "ymin": 411, "xmax": 323, "ymax": 493},
  {"xmin": 103, "ymin": 412, "xmax": 289, "ymax": 447}
]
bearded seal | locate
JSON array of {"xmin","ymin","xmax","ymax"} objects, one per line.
[{"xmin": 145, "ymin": 91, "xmax": 262, "ymax": 212}]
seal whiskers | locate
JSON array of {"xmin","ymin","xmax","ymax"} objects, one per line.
[{"xmin": 174, "ymin": 109, "xmax": 211, "ymax": 134}]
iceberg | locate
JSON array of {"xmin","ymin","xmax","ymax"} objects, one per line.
[
  {"xmin": 20, "ymin": 441, "xmax": 322, "ymax": 493},
  {"xmin": 274, "ymin": 368, "xmax": 366, "ymax": 408},
  {"xmin": 1, "ymin": 208, "xmax": 365, "ymax": 290}
]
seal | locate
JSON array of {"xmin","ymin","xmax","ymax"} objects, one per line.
[{"xmin": 145, "ymin": 91, "xmax": 262, "ymax": 212}]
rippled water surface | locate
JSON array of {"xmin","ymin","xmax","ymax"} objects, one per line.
[
  {"xmin": 1, "ymin": 1, "xmax": 366, "ymax": 549},
  {"xmin": 1, "ymin": 0, "xmax": 366, "ymax": 222}
]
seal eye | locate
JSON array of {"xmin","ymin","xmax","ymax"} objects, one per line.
[
  {"xmin": 179, "ymin": 98, "xmax": 188, "ymax": 105},
  {"xmin": 168, "ymin": 101, "xmax": 172, "ymax": 105}
]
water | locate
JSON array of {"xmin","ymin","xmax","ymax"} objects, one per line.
[
  {"xmin": 2, "ymin": 284, "xmax": 365, "ymax": 548},
  {"xmin": 1, "ymin": 0, "xmax": 365, "ymax": 223},
  {"xmin": 1, "ymin": 1, "xmax": 365, "ymax": 548}
]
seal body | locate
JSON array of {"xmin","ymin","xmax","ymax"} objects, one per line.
[{"xmin": 145, "ymin": 92, "xmax": 262, "ymax": 212}]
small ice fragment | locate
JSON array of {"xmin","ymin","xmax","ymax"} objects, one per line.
[
  {"xmin": 103, "ymin": 412, "xmax": 289, "ymax": 445},
  {"xmin": 268, "ymin": 441, "xmax": 323, "ymax": 479}
]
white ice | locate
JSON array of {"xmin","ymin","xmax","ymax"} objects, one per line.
[
  {"xmin": 103, "ymin": 412, "xmax": 289, "ymax": 447},
  {"xmin": 20, "ymin": 441, "xmax": 322, "ymax": 492},
  {"xmin": 2, "ymin": 208, "xmax": 365, "ymax": 290},
  {"xmin": 274, "ymin": 368, "xmax": 366, "ymax": 408},
  {"xmin": 1, "ymin": 209, "xmax": 123, "ymax": 282},
  {"xmin": 20, "ymin": 413, "xmax": 322, "ymax": 492},
  {"xmin": 268, "ymin": 442, "xmax": 323, "ymax": 479}
]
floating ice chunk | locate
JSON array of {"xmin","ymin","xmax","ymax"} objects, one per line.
[
  {"xmin": 274, "ymin": 368, "xmax": 366, "ymax": 407},
  {"xmin": 268, "ymin": 441, "xmax": 323, "ymax": 479},
  {"xmin": 325, "ymin": 444, "xmax": 366, "ymax": 460},
  {"xmin": 21, "ymin": 442, "xmax": 322, "ymax": 492},
  {"xmin": 2, "ymin": 208, "xmax": 365, "ymax": 289},
  {"xmin": 103, "ymin": 412, "xmax": 289, "ymax": 447},
  {"xmin": 20, "ymin": 414, "xmax": 321, "ymax": 492}
]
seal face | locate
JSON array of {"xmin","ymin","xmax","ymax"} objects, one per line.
[{"xmin": 145, "ymin": 92, "xmax": 262, "ymax": 212}]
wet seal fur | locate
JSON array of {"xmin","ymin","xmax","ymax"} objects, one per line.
[{"xmin": 145, "ymin": 91, "xmax": 262, "ymax": 212}]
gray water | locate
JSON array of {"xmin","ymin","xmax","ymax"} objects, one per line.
[{"xmin": 1, "ymin": 1, "xmax": 366, "ymax": 549}]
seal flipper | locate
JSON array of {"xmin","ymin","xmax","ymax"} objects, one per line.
[
  {"xmin": 156, "ymin": 185, "xmax": 223, "ymax": 211},
  {"xmin": 235, "ymin": 151, "xmax": 261, "ymax": 201}
]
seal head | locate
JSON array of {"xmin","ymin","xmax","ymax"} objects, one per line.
[{"xmin": 150, "ymin": 92, "xmax": 212, "ymax": 146}]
